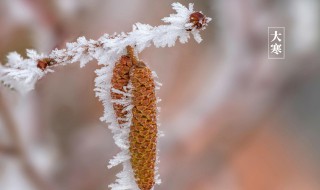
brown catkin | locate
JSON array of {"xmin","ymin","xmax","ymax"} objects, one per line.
[
  {"xmin": 111, "ymin": 55, "xmax": 133, "ymax": 126},
  {"xmin": 129, "ymin": 61, "xmax": 157, "ymax": 190}
]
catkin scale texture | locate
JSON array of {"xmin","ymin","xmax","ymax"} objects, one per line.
[
  {"xmin": 111, "ymin": 55, "xmax": 133, "ymax": 125},
  {"xmin": 129, "ymin": 62, "xmax": 157, "ymax": 190}
]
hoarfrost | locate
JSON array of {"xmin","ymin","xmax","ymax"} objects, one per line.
[{"xmin": 0, "ymin": 2, "xmax": 211, "ymax": 189}]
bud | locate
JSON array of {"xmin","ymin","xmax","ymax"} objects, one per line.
[
  {"xmin": 187, "ymin": 11, "xmax": 209, "ymax": 31},
  {"xmin": 37, "ymin": 58, "xmax": 56, "ymax": 71}
]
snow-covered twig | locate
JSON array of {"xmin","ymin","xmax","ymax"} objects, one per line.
[{"xmin": 0, "ymin": 3, "xmax": 210, "ymax": 94}]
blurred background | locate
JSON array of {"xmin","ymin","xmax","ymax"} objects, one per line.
[{"xmin": 0, "ymin": 0, "xmax": 320, "ymax": 190}]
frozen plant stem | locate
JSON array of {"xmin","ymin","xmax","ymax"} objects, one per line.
[{"xmin": 0, "ymin": 2, "xmax": 211, "ymax": 190}]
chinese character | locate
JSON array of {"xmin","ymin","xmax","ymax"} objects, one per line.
[
  {"xmin": 271, "ymin": 31, "xmax": 282, "ymax": 42},
  {"xmin": 270, "ymin": 43, "xmax": 282, "ymax": 55},
  {"xmin": 268, "ymin": 27, "xmax": 285, "ymax": 59}
]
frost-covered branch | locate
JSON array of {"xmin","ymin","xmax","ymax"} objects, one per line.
[{"xmin": 0, "ymin": 3, "xmax": 210, "ymax": 94}]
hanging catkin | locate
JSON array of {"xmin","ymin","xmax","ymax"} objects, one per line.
[
  {"xmin": 129, "ymin": 61, "xmax": 157, "ymax": 190},
  {"xmin": 111, "ymin": 52, "xmax": 133, "ymax": 126},
  {"xmin": 111, "ymin": 46, "xmax": 157, "ymax": 190}
]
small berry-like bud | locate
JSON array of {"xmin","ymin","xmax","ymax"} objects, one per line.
[
  {"xmin": 187, "ymin": 11, "xmax": 209, "ymax": 31},
  {"xmin": 37, "ymin": 58, "xmax": 56, "ymax": 71},
  {"xmin": 37, "ymin": 60, "xmax": 48, "ymax": 71}
]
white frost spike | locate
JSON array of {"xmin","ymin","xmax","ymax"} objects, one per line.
[
  {"xmin": 7, "ymin": 52, "xmax": 23, "ymax": 67},
  {"xmin": 108, "ymin": 150, "xmax": 130, "ymax": 169},
  {"xmin": 163, "ymin": 3, "xmax": 193, "ymax": 24},
  {"xmin": 26, "ymin": 49, "xmax": 46, "ymax": 60},
  {"xmin": 192, "ymin": 30, "xmax": 203, "ymax": 43}
]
